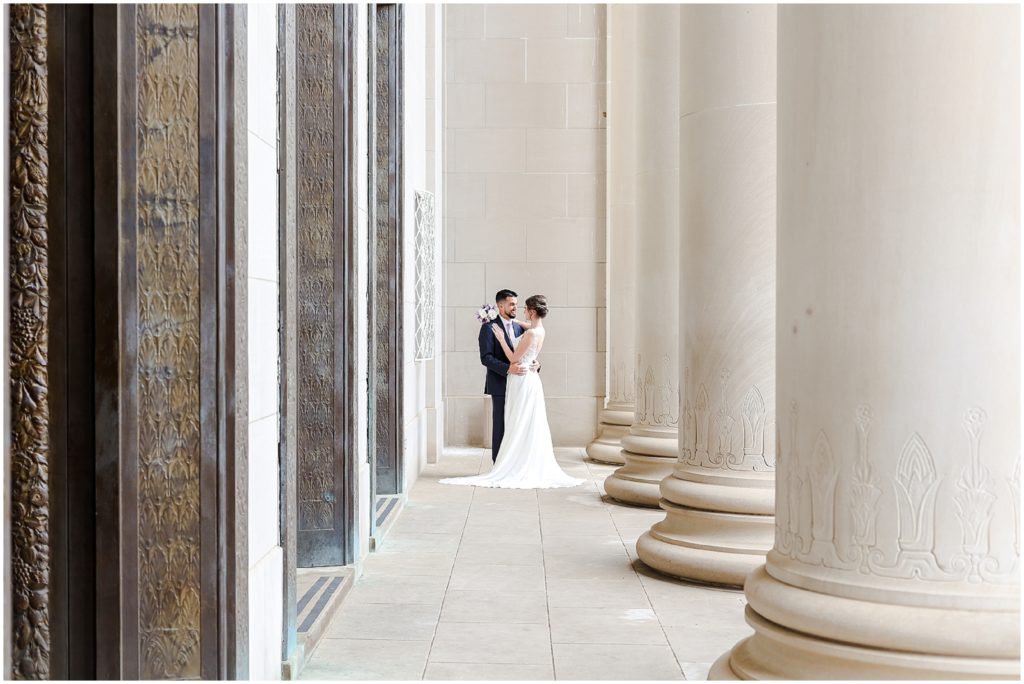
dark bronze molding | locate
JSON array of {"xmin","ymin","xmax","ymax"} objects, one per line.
[
  {"xmin": 47, "ymin": 4, "xmax": 99, "ymax": 677},
  {"xmin": 292, "ymin": 3, "xmax": 359, "ymax": 569},
  {"xmin": 91, "ymin": 5, "xmax": 129, "ymax": 677},
  {"xmin": 219, "ymin": 5, "xmax": 249, "ymax": 679},
  {"xmin": 9, "ymin": 3, "xmax": 51, "ymax": 678},
  {"xmin": 277, "ymin": 3, "xmax": 299, "ymax": 672},
  {"xmin": 371, "ymin": 2, "xmax": 404, "ymax": 496},
  {"xmin": 337, "ymin": 2, "xmax": 359, "ymax": 575}
]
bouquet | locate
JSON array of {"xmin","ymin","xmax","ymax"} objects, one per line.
[{"xmin": 475, "ymin": 303, "xmax": 499, "ymax": 325}]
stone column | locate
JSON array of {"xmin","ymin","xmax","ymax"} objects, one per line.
[
  {"xmin": 636, "ymin": 5, "xmax": 776, "ymax": 587},
  {"xmin": 587, "ymin": 4, "xmax": 636, "ymax": 466},
  {"xmin": 713, "ymin": 5, "xmax": 1020, "ymax": 678},
  {"xmin": 603, "ymin": 4, "xmax": 680, "ymax": 507}
]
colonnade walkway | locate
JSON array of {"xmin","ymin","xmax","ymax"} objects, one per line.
[{"xmin": 301, "ymin": 448, "xmax": 751, "ymax": 680}]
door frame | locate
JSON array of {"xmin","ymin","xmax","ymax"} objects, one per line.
[{"xmin": 368, "ymin": 2, "xmax": 405, "ymax": 498}]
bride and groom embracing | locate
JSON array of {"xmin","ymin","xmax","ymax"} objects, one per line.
[{"xmin": 440, "ymin": 289, "xmax": 583, "ymax": 489}]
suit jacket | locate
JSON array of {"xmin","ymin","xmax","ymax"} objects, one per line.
[{"xmin": 479, "ymin": 317, "xmax": 524, "ymax": 397}]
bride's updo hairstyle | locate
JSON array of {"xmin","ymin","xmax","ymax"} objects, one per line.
[{"xmin": 525, "ymin": 294, "xmax": 549, "ymax": 319}]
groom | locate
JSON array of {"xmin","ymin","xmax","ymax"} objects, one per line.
[{"xmin": 479, "ymin": 289, "xmax": 538, "ymax": 462}]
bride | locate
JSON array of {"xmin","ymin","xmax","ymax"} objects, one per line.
[{"xmin": 440, "ymin": 295, "xmax": 584, "ymax": 489}]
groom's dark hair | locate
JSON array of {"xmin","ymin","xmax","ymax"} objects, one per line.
[{"xmin": 495, "ymin": 289, "xmax": 517, "ymax": 303}]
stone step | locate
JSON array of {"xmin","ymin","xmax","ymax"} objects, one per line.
[
  {"xmin": 291, "ymin": 567, "xmax": 354, "ymax": 678},
  {"xmin": 369, "ymin": 494, "xmax": 404, "ymax": 551}
]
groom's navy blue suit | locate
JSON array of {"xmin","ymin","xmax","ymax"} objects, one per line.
[{"xmin": 479, "ymin": 317, "xmax": 524, "ymax": 463}]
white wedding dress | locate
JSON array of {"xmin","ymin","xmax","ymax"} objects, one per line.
[{"xmin": 440, "ymin": 333, "xmax": 584, "ymax": 489}]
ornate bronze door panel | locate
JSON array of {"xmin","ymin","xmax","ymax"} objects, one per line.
[
  {"xmin": 8, "ymin": 4, "xmax": 248, "ymax": 678},
  {"xmin": 288, "ymin": 4, "xmax": 359, "ymax": 569},
  {"xmin": 369, "ymin": 2, "xmax": 404, "ymax": 496}
]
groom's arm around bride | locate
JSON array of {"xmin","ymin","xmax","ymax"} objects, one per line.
[
  {"xmin": 479, "ymin": 322, "xmax": 530, "ymax": 382},
  {"xmin": 479, "ymin": 322, "xmax": 526, "ymax": 462}
]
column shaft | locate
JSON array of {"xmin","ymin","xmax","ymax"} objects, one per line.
[
  {"xmin": 637, "ymin": 4, "xmax": 777, "ymax": 587},
  {"xmin": 604, "ymin": 4, "xmax": 680, "ymax": 507},
  {"xmin": 713, "ymin": 5, "xmax": 1020, "ymax": 678},
  {"xmin": 587, "ymin": 4, "xmax": 636, "ymax": 465}
]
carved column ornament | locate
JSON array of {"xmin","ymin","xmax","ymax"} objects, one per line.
[
  {"xmin": 636, "ymin": 4, "xmax": 777, "ymax": 588},
  {"xmin": 9, "ymin": 3, "xmax": 51, "ymax": 679},
  {"xmin": 712, "ymin": 5, "xmax": 1019, "ymax": 678}
]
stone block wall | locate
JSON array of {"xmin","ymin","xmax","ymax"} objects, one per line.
[
  {"xmin": 246, "ymin": 3, "xmax": 283, "ymax": 678},
  {"xmin": 443, "ymin": 4, "xmax": 608, "ymax": 447}
]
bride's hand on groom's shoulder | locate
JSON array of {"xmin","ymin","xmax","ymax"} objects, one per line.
[{"xmin": 490, "ymin": 323, "xmax": 503, "ymax": 338}]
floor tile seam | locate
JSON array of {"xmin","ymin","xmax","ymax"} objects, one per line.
[
  {"xmin": 585, "ymin": 454, "xmax": 689, "ymax": 679},
  {"xmin": 344, "ymin": 597, "xmax": 443, "ymax": 603},
  {"xmin": 421, "ymin": 477, "xmax": 476, "ymax": 680},
  {"xmin": 583, "ymin": 456, "xmax": 638, "ymax": 566},
  {"xmin": 361, "ymin": 565, "xmax": 458, "ymax": 573},
  {"xmin": 319, "ymin": 635, "xmax": 437, "ymax": 643},
  {"xmin": 425, "ymin": 660, "xmax": 554, "ymax": 667},
  {"xmin": 632, "ymin": 557, "xmax": 689, "ymax": 680},
  {"xmin": 535, "ymin": 486, "xmax": 559, "ymax": 681},
  {"xmin": 436, "ymin": 619, "xmax": 550, "ymax": 626},
  {"xmin": 345, "ymin": 603, "xmax": 445, "ymax": 610},
  {"xmin": 549, "ymin": 639, "xmax": 673, "ymax": 647},
  {"xmin": 425, "ymin": 659, "xmax": 555, "ymax": 667}
]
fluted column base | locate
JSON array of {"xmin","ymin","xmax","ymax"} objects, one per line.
[
  {"xmin": 710, "ymin": 566, "xmax": 1021, "ymax": 680},
  {"xmin": 586, "ymin": 408, "xmax": 633, "ymax": 465},
  {"xmin": 636, "ymin": 466, "xmax": 775, "ymax": 586},
  {"xmin": 586, "ymin": 424, "xmax": 628, "ymax": 465},
  {"xmin": 604, "ymin": 430, "xmax": 677, "ymax": 507},
  {"xmin": 637, "ymin": 501, "xmax": 773, "ymax": 587}
]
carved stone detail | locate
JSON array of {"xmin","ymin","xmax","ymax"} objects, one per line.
[
  {"xmin": 846, "ymin": 405, "xmax": 881, "ymax": 571},
  {"xmin": 413, "ymin": 190, "xmax": 435, "ymax": 361},
  {"xmin": 633, "ymin": 353, "xmax": 678, "ymax": 427},
  {"xmin": 9, "ymin": 4, "xmax": 51, "ymax": 678},
  {"xmin": 1009, "ymin": 458, "xmax": 1020, "ymax": 558},
  {"xmin": 680, "ymin": 370, "xmax": 774, "ymax": 472},
  {"xmin": 952, "ymin": 408, "xmax": 998, "ymax": 579},
  {"xmin": 774, "ymin": 404, "xmax": 1019, "ymax": 584},
  {"xmin": 609, "ymin": 361, "xmax": 635, "ymax": 405}
]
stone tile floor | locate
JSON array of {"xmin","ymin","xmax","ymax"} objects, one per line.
[{"xmin": 300, "ymin": 448, "xmax": 752, "ymax": 681}]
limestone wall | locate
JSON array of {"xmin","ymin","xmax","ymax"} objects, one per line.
[
  {"xmin": 442, "ymin": 4, "xmax": 608, "ymax": 447},
  {"xmin": 246, "ymin": 4, "xmax": 283, "ymax": 677}
]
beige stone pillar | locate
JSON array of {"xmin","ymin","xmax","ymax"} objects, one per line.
[
  {"xmin": 637, "ymin": 4, "xmax": 777, "ymax": 586},
  {"xmin": 587, "ymin": 4, "xmax": 636, "ymax": 466},
  {"xmin": 603, "ymin": 4, "xmax": 679, "ymax": 507},
  {"xmin": 713, "ymin": 5, "xmax": 1020, "ymax": 678}
]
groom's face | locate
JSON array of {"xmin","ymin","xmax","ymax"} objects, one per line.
[{"xmin": 498, "ymin": 296, "xmax": 517, "ymax": 319}]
